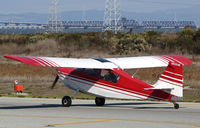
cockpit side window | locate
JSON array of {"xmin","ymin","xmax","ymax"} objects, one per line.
[
  {"xmin": 83, "ymin": 69, "xmax": 99, "ymax": 77},
  {"xmin": 75, "ymin": 68, "xmax": 83, "ymax": 73},
  {"xmin": 100, "ymin": 70, "xmax": 120, "ymax": 83}
]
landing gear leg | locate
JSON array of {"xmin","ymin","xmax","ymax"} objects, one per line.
[
  {"xmin": 95, "ymin": 97, "xmax": 105, "ymax": 106},
  {"xmin": 172, "ymin": 102, "xmax": 179, "ymax": 109},
  {"xmin": 62, "ymin": 89, "xmax": 79, "ymax": 107},
  {"xmin": 71, "ymin": 89, "xmax": 79, "ymax": 98}
]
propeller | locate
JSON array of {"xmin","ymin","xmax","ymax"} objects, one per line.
[{"xmin": 51, "ymin": 75, "xmax": 59, "ymax": 89}]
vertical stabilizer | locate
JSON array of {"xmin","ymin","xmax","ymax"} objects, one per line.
[{"xmin": 153, "ymin": 62, "xmax": 183, "ymax": 100}]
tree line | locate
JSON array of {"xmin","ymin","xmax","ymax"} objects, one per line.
[{"xmin": 0, "ymin": 28, "xmax": 200, "ymax": 56}]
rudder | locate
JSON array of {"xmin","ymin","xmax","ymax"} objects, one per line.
[{"xmin": 153, "ymin": 62, "xmax": 183, "ymax": 100}]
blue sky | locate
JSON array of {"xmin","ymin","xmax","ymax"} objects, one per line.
[{"xmin": 1, "ymin": 0, "xmax": 200, "ymax": 14}]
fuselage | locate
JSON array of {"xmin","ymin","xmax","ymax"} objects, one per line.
[{"xmin": 57, "ymin": 67, "xmax": 174, "ymax": 101}]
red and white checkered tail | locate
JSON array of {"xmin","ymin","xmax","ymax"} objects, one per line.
[{"xmin": 153, "ymin": 62, "xmax": 183, "ymax": 100}]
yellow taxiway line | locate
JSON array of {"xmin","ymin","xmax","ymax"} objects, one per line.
[
  {"xmin": 47, "ymin": 119, "xmax": 200, "ymax": 127},
  {"xmin": 48, "ymin": 119, "xmax": 116, "ymax": 126}
]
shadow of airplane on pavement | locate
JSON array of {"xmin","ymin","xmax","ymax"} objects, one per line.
[{"xmin": 0, "ymin": 102, "xmax": 179, "ymax": 109}]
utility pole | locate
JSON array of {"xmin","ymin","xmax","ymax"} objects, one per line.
[{"xmin": 103, "ymin": 0, "xmax": 122, "ymax": 34}]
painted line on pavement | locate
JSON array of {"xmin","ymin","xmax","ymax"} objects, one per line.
[{"xmin": 47, "ymin": 119, "xmax": 116, "ymax": 126}]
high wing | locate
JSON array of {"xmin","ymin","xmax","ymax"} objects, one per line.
[
  {"xmin": 4, "ymin": 55, "xmax": 192, "ymax": 69},
  {"xmin": 4, "ymin": 56, "xmax": 118, "ymax": 69},
  {"xmin": 106, "ymin": 55, "xmax": 192, "ymax": 69}
]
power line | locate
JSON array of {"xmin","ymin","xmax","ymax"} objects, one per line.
[{"xmin": 127, "ymin": 0, "xmax": 200, "ymax": 6}]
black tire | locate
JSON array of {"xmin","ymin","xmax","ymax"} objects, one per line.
[
  {"xmin": 62, "ymin": 96, "xmax": 72, "ymax": 107},
  {"xmin": 174, "ymin": 103, "xmax": 179, "ymax": 109},
  {"xmin": 95, "ymin": 97, "xmax": 105, "ymax": 106}
]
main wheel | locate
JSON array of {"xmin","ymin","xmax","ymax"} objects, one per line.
[
  {"xmin": 95, "ymin": 97, "xmax": 105, "ymax": 106},
  {"xmin": 174, "ymin": 103, "xmax": 179, "ymax": 109},
  {"xmin": 62, "ymin": 96, "xmax": 72, "ymax": 107}
]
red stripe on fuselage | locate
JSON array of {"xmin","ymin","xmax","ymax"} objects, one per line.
[
  {"xmin": 59, "ymin": 70, "xmax": 172, "ymax": 101},
  {"xmin": 65, "ymin": 76, "xmax": 146, "ymax": 100}
]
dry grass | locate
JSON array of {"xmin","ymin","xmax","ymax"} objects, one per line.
[
  {"xmin": 26, "ymin": 39, "xmax": 59, "ymax": 56},
  {"xmin": 0, "ymin": 39, "xmax": 59, "ymax": 56},
  {"xmin": 0, "ymin": 43, "xmax": 24, "ymax": 55},
  {"xmin": 0, "ymin": 63, "xmax": 55, "ymax": 83}
]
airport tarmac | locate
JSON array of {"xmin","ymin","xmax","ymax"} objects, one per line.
[{"xmin": 0, "ymin": 97, "xmax": 200, "ymax": 128}]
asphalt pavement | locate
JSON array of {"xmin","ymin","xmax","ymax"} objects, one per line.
[{"xmin": 0, "ymin": 97, "xmax": 200, "ymax": 128}]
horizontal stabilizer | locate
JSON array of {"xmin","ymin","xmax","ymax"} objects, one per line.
[{"xmin": 144, "ymin": 88, "xmax": 174, "ymax": 91}]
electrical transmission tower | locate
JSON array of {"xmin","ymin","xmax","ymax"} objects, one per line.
[
  {"xmin": 103, "ymin": 0, "xmax": 122, "ymax": 34},
  {"xmin": 82, "ymin": 6, "xmax": 87, "ymax": 22},
  {"xmin": 48, "ymin": 0, "xmax": 63, "ymax": 33}
]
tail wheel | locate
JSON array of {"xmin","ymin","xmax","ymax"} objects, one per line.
[
  {"xmin": 174, "ymin": 103, "xmax": 179, "ymax": 109},
  {"xmin": 95, "ymin": 97, "xmax": 105, "ymax": 106},
  {"xmin": 62, "ymin": 96, "xmax": 72, "ymax": 107}
]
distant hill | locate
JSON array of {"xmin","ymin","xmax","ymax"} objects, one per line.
[{"xmin": 0, "ymin": 6, "xmax": 199, "ymax": 26}]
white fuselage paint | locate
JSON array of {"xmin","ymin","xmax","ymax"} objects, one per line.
[{"xmin": 59, "ymin": 74, "xmax": 151, "ymax": 100}]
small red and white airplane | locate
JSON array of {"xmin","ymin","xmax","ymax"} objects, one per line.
[{"xmin": 4, "ymin": 55, "xmax": 192, "ymax": 109}]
